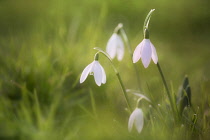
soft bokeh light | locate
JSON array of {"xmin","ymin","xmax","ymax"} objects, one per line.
[{"xmin": 0, "ymin": 0, "xmax": 209, "ymax": 140}]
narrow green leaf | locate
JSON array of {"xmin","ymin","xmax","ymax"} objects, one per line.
[{"xmin": 177, "ymin": 75, "xmax": 192, "ymax": 114}]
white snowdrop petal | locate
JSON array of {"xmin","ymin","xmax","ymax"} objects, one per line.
[
  {"xmin": 107, "ymin": 42, "xmax": 117, "ymax": 59},
  {"xmin": 141, "ymin": 39, "xmax": 152, "ymax": 68},
  {"xmin": 100, "ymin": 64, "xmax": 106, "ymax": 84},
  {"xmin": 117, "ymin": 45, "xmax": 124, "ymax": 61},
  {"xmin": 80, "ymin": 62, "xmax": 93, "ymax": 83},
  {"xmin": 150, "ymin": 42, "xmax": 158, "ymax": 64},
  {"xmin": 116, "ymin": 35, "xmax": 124, "ymax": 61},
  {"xmin": 135, "ymin": 108, "xmax": 144, "ymax": 133},
  {"xmin": 133, "ymin": 41, "xmax": 143, "ymax": 63},
  {"xmin": 93, "ymin": 61, "xmax": 103, "ymax": 86},
  {"xmin": 128, "ymin": 109, "xmax": 137, "ymax": 132},
  {"xmin": 106, "ymin": 34, "xmax": 117, "ymax": 59}
]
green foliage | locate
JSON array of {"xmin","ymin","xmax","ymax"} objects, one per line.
[
  {"xmin": 0, "ymin": 0, "xmax": 209, "ymax": 140},
  {"xmin": 177, "ymin": 76, "xmax": 192, "ymax": 115}
]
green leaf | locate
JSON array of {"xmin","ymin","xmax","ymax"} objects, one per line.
[{"xmin": 177, "ymin": 75, "xmax": 192, "ymax": 114}]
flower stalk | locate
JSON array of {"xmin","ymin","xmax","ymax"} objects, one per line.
[
  {"xmin": 94, "ymin": 47, "xmax": 132, "ymax": 112},
  {"xmin": 143, "ymin": 9, "xmax": 155, "ymax": 31},
  {"xmin": 157, "ymin": 62, "xmax": 178, "ymax": 121}
]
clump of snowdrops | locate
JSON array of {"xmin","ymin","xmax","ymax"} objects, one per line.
[{"xmin": 80, "ymin": 9, "xmax": 196, "ymax": 135}]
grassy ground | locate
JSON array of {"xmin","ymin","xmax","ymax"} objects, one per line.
[{"xmin": 0, "ymin": 0, "xmax": 209, "ymax": 140}]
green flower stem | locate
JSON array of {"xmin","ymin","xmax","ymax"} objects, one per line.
[
  {"xmin": 143, "ymin": 9, "xmax": 155, "ymax": 31},
  {"xmin": 136, "ymin": 98, "xmax": 143, "ymax": 108},
  {"xmin": 116, "ymin": 72, "xmax": 132, "ymax": 112},
  {"xmin": 119, "ymin": 27, "xmax": 141, "ymax": 90},
  {"xmin": 157, "ymin": 62, "xmax": 177, "ymax": 121},
  {"xmin": 94, "ymin": 48, "xmax": 132, "ymax": 113}
]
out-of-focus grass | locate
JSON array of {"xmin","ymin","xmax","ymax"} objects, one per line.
[{"xmin": 0, "ymin": 0, "xmax": 209, "ymax": 140}]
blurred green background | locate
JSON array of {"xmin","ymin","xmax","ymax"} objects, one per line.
[{"xmin": 0, "ymin": 0, "xmax": 209, "ymax": 140}]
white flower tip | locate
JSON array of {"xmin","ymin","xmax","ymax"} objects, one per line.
[
  {"xmin": 142, "ymin": 63, "xmax": 149, "ymax": 68},
  {"xmin": 128, "ymin": 121, "xmax": 133, "ymax": 132},
  {"xmin": 150, "ymin": 42, "xmax": 158, "ymax": 64},
  {"xmin": 132, "ymin": 57, "xmax": 138, "ymax": 63},
  {"xmin": 80, "ymin": 72, "xmax": 87, "ymax": 84},
  {"xmin": 93, "ymin": 61, "xmax": 103, "ymax": 86},
  {"xmin": 80, "ymin": 63, "xmax": 93, "ymax": 84},
  {"xmin": 79, "ymin": 77, "xmax": 84, "ymax": 84},
  {"xmin": 117, "ymin": 52, "xmax": 124, "ymax": 61},
  {"xmin": 132, "ymin": 41, "xmax": 143, "ymax": 64},
  {"xmin": 135, "ymin": 109, "xmax": 144, "ymax": 133},
  {"xmin": 93, "ymin": 61, "xmax": 107, "ymax": 86},
  {"xmin": 153, "ymin": 60, "xmax": 158, "ymax": 64},
  {"xmin": 96, "ymin": 82, "xmax": 101, "ymax": 86},
  {"xmin": 142, "ymin": 59, "xmax": 150, "ymax": 68},
  {"xmin": 152, "ymin": 52, "xmax": 158, "ymax": 64}
]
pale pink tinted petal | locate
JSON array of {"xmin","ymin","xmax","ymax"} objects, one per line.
[
  {"xmin": 93, "ymin": 61, "xmax": 102, "ymax": 86},
  {"xmin": 134, "ymin": 108, "xmax": 144, "ymax": 133},
  {"xmin": 128, "ymin": 109, "xmax": 137, "ymax": 132},
  {"xmin": 80, "ymin": 62, "xmax": 93, "ymax": 83},
  {"xmin": 141, "ymin": 39, "xmax": 152, "ymax": 68},
  {"xmin": 116, "ymin": 35, "xmax": 124, "ymax": 61},
  {"xmin": 150, "ymin": 42, "xmax": 158, "ymax": 64},
  {"xmin": 99, "ymin": 64, "xmax": 106, "ymax": 84},
  {"xmin": 106, "ymin": 34, "xmax": 117, "ymax": 59},
  {"xmin": 133, "ymin": 41, "xmax": 143, "ymax": 63}
]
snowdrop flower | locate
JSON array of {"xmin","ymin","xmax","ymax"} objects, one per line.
[
  {"xmin": 80, "ymin": 59, "xmax": 106, "ymax": 86},
  {"xmin": 106, "ymin": 32, "xmax": 124, "ymax": 61},
  {"xmin": 128, "ymin": 108, "xmax": 144, "ymax": 133},
  {"xmin": 133, "ymin": 29, "xmax": 158, "ymax": 68}
]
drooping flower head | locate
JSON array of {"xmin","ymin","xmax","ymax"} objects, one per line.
[
  {"xmin": 80, "ymin": 54, "xmax": 106, "ymax": 86},
  {"xmin": 132, "ymin": 9, "xmax": 158, "ymax": 68},
  {"xmin": 128, "ymin": 108, "xmax": 144, "ymax": 133},
  {"xmin": 133, "ymin": 29, "xmax": 158, "ymax": 68},
  {"xmin": 106, "ymin": 24, "xmax": 124, "ymax": 61}
]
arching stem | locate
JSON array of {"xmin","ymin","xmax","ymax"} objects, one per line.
[{"xmin": 94, "ymin": 47, "xmax": 132, "ymax": 113}]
